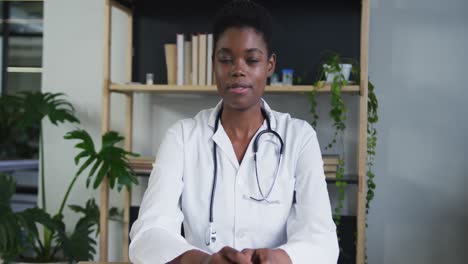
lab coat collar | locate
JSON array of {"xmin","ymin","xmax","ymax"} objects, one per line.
[{"xmin": 207, "ymin": 98, "xmax": 277, "ymax": 130}]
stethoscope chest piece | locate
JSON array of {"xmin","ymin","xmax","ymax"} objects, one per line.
[{"xmin": 205, "ymin": 223, "xmax": 217, "ymax": 246}]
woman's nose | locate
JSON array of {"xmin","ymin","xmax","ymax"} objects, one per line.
[{"xmin": 231, "ymin": 59, "xmax": 247, "ymax": 77}]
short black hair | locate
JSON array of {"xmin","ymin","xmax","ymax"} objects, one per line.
[{"xmin": 213, "ymin": 0, "xmax": 273, "ymax": 57}]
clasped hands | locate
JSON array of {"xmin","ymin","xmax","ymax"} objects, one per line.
[{"xmin": 202, "ymin": 246, "xmax": 291, "ymax": 264}]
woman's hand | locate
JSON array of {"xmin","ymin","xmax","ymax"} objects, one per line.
[
  {"xmin": 241, "ymin": 248, "xmax": 292, "ymax": 264},
  {"xmin": 202, "ymin": 246, "xmax": 252, "ymax": 264},
  {"xmin": 171, "ymin": 247, "xmax": 291, "ymax": 264}
]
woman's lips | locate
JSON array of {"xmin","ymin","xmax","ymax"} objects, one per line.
[
  {"xmin": 227, "ymin": 83, "xmax": 252, "ymax": 94},
  {"xmin": 229, "ymin": 87, "xmax": 250, "ymax": 94}
]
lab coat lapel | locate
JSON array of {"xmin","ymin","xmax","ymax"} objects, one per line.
[
  {"xmin": 207, "ymin": 98, "xmax": 278, "ymax": 170},
  {"xmin": 211, "ymin": 123, "xmax": 240, "ymax": 170}
]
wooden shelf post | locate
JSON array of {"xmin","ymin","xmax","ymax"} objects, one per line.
[
  {"xmin": 100, "ymin": 0, "xmax": 112, "ymax": 261},
  {"xmin": 357, "ymin": 0, "xmax": 370, "ymax": 263}
]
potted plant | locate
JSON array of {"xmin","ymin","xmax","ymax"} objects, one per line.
[{"xmin": 0, "ymin": 92, "xmax": 139, "ymax": 263}]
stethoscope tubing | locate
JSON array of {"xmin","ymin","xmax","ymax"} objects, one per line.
[{"xmin": 206, "ymin": 106, "xmax": 284, "ymax": 245}]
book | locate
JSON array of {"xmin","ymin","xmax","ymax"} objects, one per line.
[
  {"xmin": 191, "ymin": 34, "xmax": 198, "ymax": 85},
  {"xmin": 206, "ymin": 34, "xmax": 213, "ymax": 86},
  {"xmin": 176, "ymin": 34, "xmax": 184, "ymax": 85},
  {"xmin": 324, "ymin": 164, "xmax": 338, "ymax": 172},
  {"xmin": 198, "ymin": 34, "xmax": 207, "ymax": 85},
  {"xmin": 325, "ymin": 172, "xmax": 337, "ymax": 179},
  {"xmin": 184, "ymin": 41, "xmax": 192, "ymax": 85},
  {"xmin": 164, "ymin": 44, "xmax": 177, "ymax": 85},
  {"xmin": 128, "ymin": 156, "xmax": 154, "ymax": 174},
  {"xmin": 322, "ymin": 155, "xmax": 340, "ymax": 165}
]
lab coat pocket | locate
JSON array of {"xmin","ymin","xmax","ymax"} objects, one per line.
[{"xmin": 244, "ymin": 175, "xmax": 295, "ymax": 237}]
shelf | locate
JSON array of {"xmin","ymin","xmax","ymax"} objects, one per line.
[{"xmin": 109, "ymin": 83, "xmax": 360, "ymax": 94}]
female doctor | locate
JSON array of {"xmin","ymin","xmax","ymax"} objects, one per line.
[{"xmin": 129, "ymin": 1, "xmax": 339, "ymax": 263}]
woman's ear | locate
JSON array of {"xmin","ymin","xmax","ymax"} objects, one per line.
[{"xmin": 267, "ymin": 53, "xmax": 276, "ymax": 77}]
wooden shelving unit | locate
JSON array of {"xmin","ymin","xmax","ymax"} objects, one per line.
[
  {"xmin": 109, "ymin": 83, "xmax": 361, "ymax": 93},
  {"xmin": 100, "ymin": 0, "xmax": 370, "ymax": 263}
]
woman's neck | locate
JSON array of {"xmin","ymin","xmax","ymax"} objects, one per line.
[{"xmin": 220, "ymin": 104, "xmax": 264, "ymax": 138}]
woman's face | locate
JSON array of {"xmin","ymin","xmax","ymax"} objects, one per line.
[{"xmin": 214, "ymin": 27, "xmax": 276, "ymax": 112}]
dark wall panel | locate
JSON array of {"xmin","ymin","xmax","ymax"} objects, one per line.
[{"xmin": 133, "ymin": 0, "xmax": 361, "ymax": 85}]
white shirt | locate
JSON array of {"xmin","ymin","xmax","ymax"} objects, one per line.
[{"xmin": 129, "ymin": 99, "xmax": 339, "ymax": 264}]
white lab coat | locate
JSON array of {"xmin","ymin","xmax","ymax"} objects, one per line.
[{"xmin": 129, "ymin": 99, "xmax": 339, "ymax": 264}]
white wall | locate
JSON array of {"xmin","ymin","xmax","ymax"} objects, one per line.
[
  {"xmin": 42, "ymin": 0, "xmax": 128, "ymax": 260},
  {"xmin": 367, "ymin": 0, "xmax": 468, "ymax": 263},
  {"xmin": 42, "ymin": 0, "xmax": 468, "ymax": 262}
]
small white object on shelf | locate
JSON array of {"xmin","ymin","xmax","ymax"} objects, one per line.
[
  {"xmin": 270, "ymin": 73, "xmax": 281, "ymax": 86},
  {"xmin": 324, "ymin": 63, "xmax": 352, "ymax": 83},
  {"xmin": 146, "ymin": 73, "xmax": 154, "ymax": 85}
]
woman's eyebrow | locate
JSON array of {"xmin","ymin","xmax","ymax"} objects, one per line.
[
  {"xmin": 245, "ymin": 48, "xmax": 264, "ymax": 54},
  {"xmin": 216, "ymin": 48, "xmax": 231, "ymax": 55},
  {"xmin": 216, "ymin": 48, "xmax": 264, "ymax": 55}
]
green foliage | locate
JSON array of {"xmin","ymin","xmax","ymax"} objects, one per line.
[
  {"xmin": 366, "ymin": 81, "xmax": 378, "ymax": 218},
  {"xmin": 0, "ymin": 95, "xmax": 38, "ymax": 159},
  {"xmin": 311, "ymin": 52, "xmax": 354, "ymax": 150},
  {"xmin": 16, "ymin": 91, "xmax": 79, "ymax": 128},
  {"xmin": 0, "ymin": 91, "xmax": 139, "ymax": 262},
  {"xmin": 64, "ymin": 129, "xmax": 139, "ymax": 192},
  {"xmin": 332, "ymin": 159, "xmax": 347, "ymax": 228},
  {"xmin": 109, "ymin": 207, "xmax": 124, "ymax": 222},
  {"xmin": 69, "ymin": 198, "xmax": 100, "ymax": 235},
  {"xmin": 0, "ymin": 172, "xmax": 101, "ymax": 263},
  {"xmin": 308, "ymin": 52, "xmax": 380, "ymax": 260},
  {"xmin": 0, "ymin": 173, "xmax": 22, "ymax": 262},
  {"xmin": 309, "ymin": 88, "xmax": 319, "ymax": 128},
  {"xmin": 58, "ymin": 199, "xmax": 100, "ymax": 262}
]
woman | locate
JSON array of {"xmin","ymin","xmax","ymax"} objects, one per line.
[{"xmin": 129, "ymin": 1, "xmax": 339, "ymax": 263}]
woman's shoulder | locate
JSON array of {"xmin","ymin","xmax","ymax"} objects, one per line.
[
  {"xmin": 166, "ymin": 107, "xmax": 214, "ymax": 135},
  {"xmin": 272, "ymin": 110, "xmax": 317, "ymax": 138}
]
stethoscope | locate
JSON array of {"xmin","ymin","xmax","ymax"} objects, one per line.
[{"xmin": 205, "ymin": 106, "xmax": 284, "ymax": 246}]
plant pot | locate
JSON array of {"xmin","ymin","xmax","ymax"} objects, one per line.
[{"xmin": 324, "ymin": 64, "xmax": 352, "ymax": 83}]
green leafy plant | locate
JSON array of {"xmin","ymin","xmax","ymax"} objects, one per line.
[
  {"xmin": 15, "ymin": 92, "xmax": 80, "ymax": 212},
  {"xmin": 311, "ymin": 52, "xmax": 354, "ymax": 150},
  {"xmin": 64, "ymin": 129, "xmax": 139, "ymax": 192},
  {"xmin": 332, "ymin": 158, "xmax": 347, "ymax": 227},
  {"xmin": 0, "ymin": 92, "xmax": 139, "ymax": 263},
  {"xmin": 0, "ymin": 95, "xmax": 38, "ymax": 159},
  {"xmin": 309, "ymin": 52, "xmax": 380, "ymax": 235},
  {"xmin": 310, "ymin": 52, "xmax": 353, "ymax": 230},
  {"xmin": 0, "ymin": 172, "xmax": 99, "ymax": 263},
  {"xmin": 366, "ymin": 81, "xmax": 378, "ymax": 217},
  {"xmin": 350, "ymin": 68, "xmax": 379, "ymax": 220}
]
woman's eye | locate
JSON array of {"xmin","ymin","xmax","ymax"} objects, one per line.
[
  {"xmin": 219, "ymin": 59, "xmax": 232, "ymax": 64},
  {"xmin": 247, "ymin": 59, "xmax": 259, "ymax": 64}
]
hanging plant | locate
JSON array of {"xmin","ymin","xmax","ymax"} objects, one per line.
[
  {"xmin": 351, "ymin": 67, "xmax": 379, "ymax": 220},
  {"xmin": 332, "ymin": 158, "xmax": 347, "ymax": 227},
  {"xmin": 309, "ymin": 51, "xmax": 379, "ymax": 262},
  {"xmin": 366, "ymin": 80, "xmax": 378, "ymax": 218},
  {"xmin": 311, "ymin": 52, "xmax": 352, "ymax": 150},
  {"xmin": 310, "ymin": 52, "xmax": 352, "ymax": 229}
]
